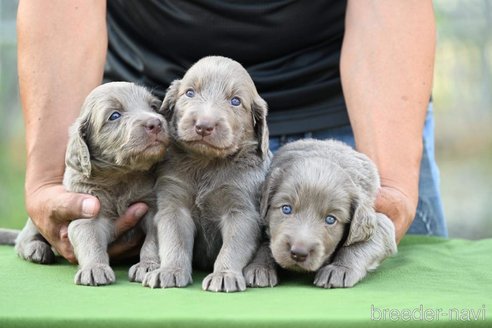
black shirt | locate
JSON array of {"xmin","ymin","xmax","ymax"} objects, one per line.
[{"xmin": 104, "ymin": 0, "xmax": 348, "ymax": 136}]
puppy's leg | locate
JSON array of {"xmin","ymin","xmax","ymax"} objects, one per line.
[
  {"xmin": 202, "ymin": 210, "xmax": 260, "ymax": 293},
  {"xmin": 0, "ymin": 228, "xmax": 20, "ymax": 245},
  {"xmin": 314, "ymin": 213, "xmax": 397, "ymax": 288},
  {"xmin": 142, "ymin": 206, "xmax": 195, "ymax": 289},
  {"xmin": 68, "ymin": 218, "xmax": 115, "ymax": 286},
  {"xmin": 15, "ymin": 218, "xmax": 55, "ymax": 264},
  {"xmin": 244, "ymin": 241, "xmax": 278, "ymax": 287},
  {"xmin": 129, "ymin": 215, "xmax": 160, "ymax": 282}
]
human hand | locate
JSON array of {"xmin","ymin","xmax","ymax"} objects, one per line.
[
  {"xmin": 375, "ymin": 185, "xmax": 417, "ymax": 244},
  {"xmin": 26, "ymin": 184, "xmax": 147, "ymax": 263}
]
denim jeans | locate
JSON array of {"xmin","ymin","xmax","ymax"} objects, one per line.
[{"xmin": 269, "ymin": 104, "xmax": 448, "ymax": 237}]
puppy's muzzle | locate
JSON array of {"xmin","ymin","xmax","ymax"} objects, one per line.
[
  {"xmin": 145, "ymin": 118, "xmax": 163, "ymax": 135},
  {"xmin": 289, "ymin": 243, "xmax": 316, "ymax": 263},
  {"xmin": 195, "ymin": 118, "xmax": 215, "ymax": 137},
  {"xmin": 290, "ymin": 247, "xmax": 308, "ymax": 263}
]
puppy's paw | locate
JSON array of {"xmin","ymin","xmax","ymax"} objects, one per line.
[
  {"xmin": 142, "ymin": 267, "xmax": 192, "ymax": 289},
  {"xmin": 244, "ymin": 263, "xmax": 278, "ymax": 288},
  {"xmin": 74, "ymin": 264, "xmax": 115, "ymax": 286},
  {"xmin": 202, "ymin": 270, "xmax": 246, "ymax": 292},
  {"xmin": 314, "ymin": 264, "xmax": 365, "ymax": 288},
  {"xmin": 128, "ymin": 261, "xmax": 160, "ymax": 283},
  {"xmin": 18, "ymin": 240, "xmax": 55, "ymax": 264}
]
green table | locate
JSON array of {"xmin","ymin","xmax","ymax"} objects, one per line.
[{"xmin": 1, "ymin": 236, "xmax": 490, "ymax": 327}]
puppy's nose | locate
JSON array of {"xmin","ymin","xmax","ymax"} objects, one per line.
[
  {"xmin": 290, "ymin": 246, "xmax": 309, "ymax": 263},
  {"xmin": 145, "ymin": 118, "xmax": 162, "ymax": 135},
  {"xmin": 195, "ymin": 121, "xmax": 214, "ymax": 137}
]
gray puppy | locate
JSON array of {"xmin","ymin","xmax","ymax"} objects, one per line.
[
  {"xmin": 252, "ymin": 139, "xmax": 397, "ymax": 288},
  {"xmin": 0, "ymin": 229, "xmax": 19, "ymax": 245},
  {"xmin": 14, "ymin": 82, "xmax": 169, "ymax": 286},
  {"xmin": 131, "ymin": 56, "xmax": 270, "ymax": 292}
]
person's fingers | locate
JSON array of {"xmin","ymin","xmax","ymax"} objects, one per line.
[
  {"xmin": 50, "ymin": 191, "xmax": 100, "ymax": 222},
  {"xmin": 107, "ymin": 234, "xmax": 144, "ymax": 261},
  {"xmin": 113, "ymin": 203, "xmax": 148, "ymax": 237},
  {"xmin": 47, "ymin": 191, "xmax": 96, "ymax": 262},
  {"xmin": 28, "ymin": 186, "xmax": 98, "ymax": 263},
  {"xmin": 40, "ymin": 219, "xmax": 77, "ymax": 263},
  {"xmin": 375, "ymin": 186, "xmax": 414, "ymax": 243},
  {"xmin": 107, "ymin": 203, "xmax": 148, "ymax": 260},
  {"xmin": 28, "ymin": 185, "xmax": 146, "ymax": 262},
  {"xmin": 56, "ymin": 225, "xmax": 77, "ymax": 263}
]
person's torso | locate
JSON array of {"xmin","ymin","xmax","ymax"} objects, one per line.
[{"xmin": 105, "ymin": 0, "xmax": 348, "ymax": 135}]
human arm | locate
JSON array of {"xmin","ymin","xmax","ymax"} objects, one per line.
[
  {"xmin": 18, "ymin": 0, "xmax": 145, "ymax": 262},
  {"xmin": 340, "ymin": 0, "xmax": 436, "ymax": 242}
]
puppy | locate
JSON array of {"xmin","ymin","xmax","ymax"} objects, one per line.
[
  {"xmin": 131, "ymin": 56, "xmax": 270, "ymax": 292},
  {"xmin": 0, "ymin": 229, "xmax": 19, "ymax": 245},
  {"xmin": 15, "ymin": 82, "xmax": 169, "ymax": 286},
  {"xmin": 252, "ymin": 139, "xmax": 397, "ymax": 288}
]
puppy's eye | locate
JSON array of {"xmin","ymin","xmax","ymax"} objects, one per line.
[
  {"xmin": 108, "ymin": 111, "xmax": 122, "ymax": 121},
  {"xmin": 185, "ymin": 89, "xmax": 195, "ymax": 98},
  {"xmin": 281, "ymin": 205, "xmax": 293, "ymax": 215},
  {"xmin": 230, "ymin": 97, "xmax": 241, "ymax": 107},
  {"xmin": 150, "ymin": 102, "xmax": 160, "ymax": 112},
  {"xmin": 325, "ymin": 215, "xmax": 337, "ymax": 225}
]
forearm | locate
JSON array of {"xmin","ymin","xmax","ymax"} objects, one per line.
[
  {"xmin": 341, "ymin": 1, "xmax": 436, "ymax": 212},
  {"xmin": 18, "ymin": 0, "xmax": 107, "ymax": 199}
]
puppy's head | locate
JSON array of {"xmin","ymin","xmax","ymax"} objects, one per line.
[
  {"xmin": 66, "ymin": 82, "xmax": 170, "ymax": 177},
  {"xmin": 160, "ymin": 56, "xmax": 269, "ymax": 159},
  {"xmin": 263, "ymin": 158, "xmax": 376, "ymax": 272}
]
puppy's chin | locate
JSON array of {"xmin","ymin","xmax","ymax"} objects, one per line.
[
  {"xmin": 140, "ymin": 142, "xmax": 167, "ymax": 161},
  {"xmin": 272, "ymin": 251, "xmax": 324, "ymax": 273},
  {"xmin": 271, "ymin": 238, "xmax": 326, "ymax": 273},
  {"xmin": 179, "ymin": 139, "xmax": 237, "ymax": 158},
  {"xmin": 120, "ymin": 141, "xmax": 168, "ymax": 171}
]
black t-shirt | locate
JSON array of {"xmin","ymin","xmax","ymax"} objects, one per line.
[{"xmin": 104, "ymin": 0, "xmax": 348, "ymax": 136}]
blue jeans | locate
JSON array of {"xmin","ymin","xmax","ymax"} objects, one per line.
[{"xmin": 269, "ymin": 104, "xmax": 448, "ymax": 237}]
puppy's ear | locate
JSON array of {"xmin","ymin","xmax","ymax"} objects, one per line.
[
  {"xmin": 260, "ymin": 167, "xmax": 283, "ymax": 221},
  {"xmin": 252, "ymin": 96, "xmax": 269, "ymax": 159},
  {"xmin": 159, "ymin": 79, "xmax": 181, "ymax": 121},
  {"xmin": 345, "ymin": 194, "xmax": 377, "ymax": 246},
  {"xmin": 65, "ymin": 115, "xmax": 92, "ymax": 178}
]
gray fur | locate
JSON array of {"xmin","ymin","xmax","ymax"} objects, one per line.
[
  {"xmin": 0, "ymin": 229, "xmax": 20, "ymax": 246},
  {"xmin": 14, "ymin": 82, "xmax": 169, "ymax": 286},
  {"xmin": 259, "ymin": 139, "xmax": 397, "ymax": 288},
  {"xmin": 137, "ymin": 56, "xmax": 270, "ymax": 292}
]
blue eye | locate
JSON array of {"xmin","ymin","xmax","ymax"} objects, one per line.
[
  {"xmin": 281, "ymin": 205, "xmax": 292, "ymax": 215},
  {"xmin": 230, "ymin": 97, "xmax": 241, "ymax": 106},
  {"xmin": 108, "ymin": 111, "xmax": 121, "ymax": 121},
  {"xmin": 185, "ymin": 89, "xmax": 195, "ymax": 98},
  {"xmin": 325, "ymin": 215, "xmax": 337, "ymax": 225}
]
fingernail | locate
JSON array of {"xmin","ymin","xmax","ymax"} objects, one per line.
[
  {"xmin": 82, "ymin": 198, "xmax": 97, "ymax": 217},
  {"xmin": 134, "ymin": 206, "xmax": 147, "ymax": 219}
]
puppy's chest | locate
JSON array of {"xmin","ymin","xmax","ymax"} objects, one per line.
[
  {"xmin": 174, "ymin": 166, "xmax": 242, "ymax": 219},
  {"xmin": 69, "ymin": 173, "xmax": 155, "ymax": 219},
  {"xmin": 161, "ymin": 153, "xmax": 262, "ymax": 219},
  {"xmin": 102, "ymin": 184, "xmax": 153, "ymax": 219},
  {"xmin": 191, "ymin": 171, "xmax": 234, "ymax": 218}
]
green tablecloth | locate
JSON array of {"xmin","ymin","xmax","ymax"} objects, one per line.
[{"xmin": 1, "ymin": 236, "xmax": 491, "ymax": 327}]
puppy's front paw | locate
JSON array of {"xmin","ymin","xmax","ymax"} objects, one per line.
[
  {"xmin": 74, "ymin": 263, "xmax": 115, "ymax": 286},
  {"xmin": 18, "ymin": 240, "xmax": 55, "ymax": 264},
  {"xmin": 202, "ymin": 270, "xmax": 246, "ymax": 292},
  {"xmin": 244, "ymin": 264, "xmax": 278, "ymax": 288},
  {"xmin": 142, "ymin": 267, "xmax": 192, "ymax": 289},
  {"xmin": 128, "ymin": 261, "xmax": 160, "ymax": 283},
  {"xmin": 314, "ymin": 264, "xmax": 365, "ymax": 288}
]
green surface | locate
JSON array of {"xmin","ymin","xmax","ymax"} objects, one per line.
[{"xmin": 0, "ymin": 236, "xmax": 491, "ymax": 327}]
